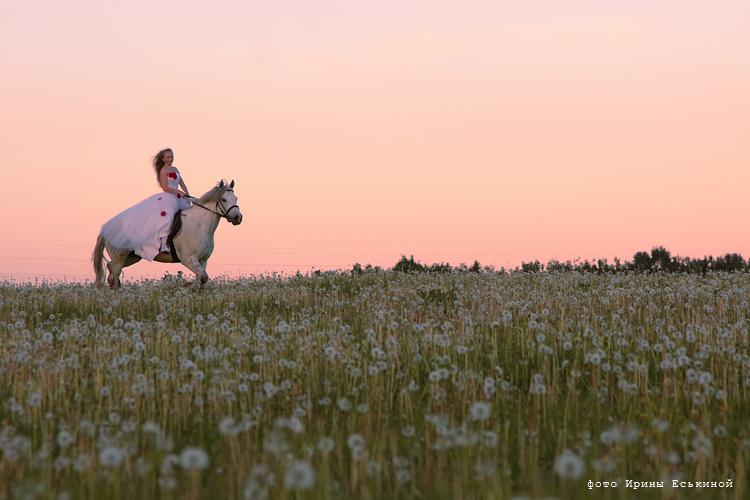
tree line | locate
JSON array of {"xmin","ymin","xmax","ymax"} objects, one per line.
[{"xmin": 352, "ymin": 247, "xmax": 748, "ymax": 275}]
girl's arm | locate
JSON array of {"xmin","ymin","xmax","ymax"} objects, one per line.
[
  {"xmin": 160, "ymin": 169, "xmax": 186, "ymax": 196},
  {"xmin": 179, "ymin": 178, "xmax": 190, "ymax": 197}
]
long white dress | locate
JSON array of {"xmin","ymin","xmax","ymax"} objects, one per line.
[{"xmin": 101, "ymin": 170, "xmax": 192, "ymax": 261}]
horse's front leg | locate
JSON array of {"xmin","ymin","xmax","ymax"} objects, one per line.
[{"xmin": 181, "ymin": 257, "xmax": 209, "ymax": 290}]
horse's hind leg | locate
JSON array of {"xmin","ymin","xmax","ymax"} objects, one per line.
[
  {"xmin": 181, "ymin": 257, "xmax": 209, "ymax": 290},
  {"xmin": 107, "ymin": 254, "xmax": 124, "ymax": 290},
  {"xmin": 106, "ymin": 248, "xmax": 137, "ymax": 290},
  {"xmin": 106, "ymin": 261, "xmax": 116, "ymax": 287}
]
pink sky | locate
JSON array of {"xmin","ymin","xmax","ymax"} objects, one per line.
[{"xmin": 1, "ymin": 0, "xmax": 749, "ymax": 281}]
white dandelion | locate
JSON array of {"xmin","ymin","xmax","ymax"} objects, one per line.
[
  {"xmin": 470, "ymin": 402, "xmax": 491, "ymax": 421},
  {"xmin": 158, "ymin": 476, "xmax": 177, "ymax": 490},
  {"xmin": 366, "ymin": 461, "xmax": 382, "ymax": 476},
  {"xmin": 73, "ymin": 454, "xmax": 92, "ymax": 472},
  {"xmin": 396, "ymin": 469, "xmax": 411, "ymax": 484},
  {"xmin": 346, "ymin": 434, "xmax": 364, "ymax": 450},
  {"xmin": 99, "ymin": 447, "xmax": 125, "ymax": 467},
  {"xmin": 554, "ymin": 450, "xmax": 585, "ymax": 480},
  {"xmin": 357, "ymin": 403, "xmax": 369, "ymax": 413},
  {"xmin": 317, "ymin": 437, "xmax": 335, "ymax": 453},
  {"xmin": 483, "ymin": 431, "xmax": 499, "ymax": 448},
  {"xmin": 180, "ymin": 447, "xmax": 209, "ymax": 470},
  {"xmin": 57, "ymin": 430, "xmax": 73, "ymax": 448},
  {"xmin": 244, "ymin": 481, "xmax": 269, "ymax": 500},
  {"xmin": 219, "ymin": 417, "xmax": 238, "ymax": 436},
  {"xmin": 284, "ymin": 460, "xmax": 315, "ymax": 490},
  {"xmin": 652, "ymin": 419, "xmax": 669, "ymax": 433}
]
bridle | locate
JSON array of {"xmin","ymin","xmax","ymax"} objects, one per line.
[{"xmin": 185, "ymin": 190, "xmax": 239, "ymax": 223}]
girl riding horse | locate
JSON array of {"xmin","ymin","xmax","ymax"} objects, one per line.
[{"xmin": 93, "ymin": 150, "xmax": 243, "ymax": 289}]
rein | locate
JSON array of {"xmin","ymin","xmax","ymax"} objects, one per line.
[{"xmin": 185, "ymin": 191, "xmax": 239, "ymax": 223}]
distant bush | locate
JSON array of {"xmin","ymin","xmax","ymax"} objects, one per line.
[
  {"xmin": 392, "ymin": 255, "xmax": 426, "ymax": 273},
  {"xmin": 521, "ymin": 260, "xmax": 543, "ymax": 273},
  {"xmin": 351, "ymin": 263, "xmax": 381, "ymax": 275},
  {"xmin": 388, "ymin": 256, "xmax": 461, "ymax": 274}
]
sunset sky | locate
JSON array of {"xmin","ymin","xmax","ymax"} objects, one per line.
[{"xmin": 1, "ymin": 0, "xmax": 749, "ymax": 281}]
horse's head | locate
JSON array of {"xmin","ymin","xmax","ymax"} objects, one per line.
[{"xmin": 218, "ymin": 179, "xmax": 242, "ymax": 225}]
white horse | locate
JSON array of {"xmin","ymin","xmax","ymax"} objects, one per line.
[{"xmin": 93, "ymin": 180, "xmax": 242, "ymax": 290}]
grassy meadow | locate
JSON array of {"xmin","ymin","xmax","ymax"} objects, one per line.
[{"xmin": 1, "ymin": 269, "xmax": 748, "ymax": 499}]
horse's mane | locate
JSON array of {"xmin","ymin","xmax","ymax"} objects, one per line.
[{"xmin": 197, "ymin": 181, "xmax": 231, "ymax": 204}]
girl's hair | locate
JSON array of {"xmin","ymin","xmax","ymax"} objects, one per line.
[{"xmin": 152, "ymin": 148, "xmax": 173, "ymax": 185}]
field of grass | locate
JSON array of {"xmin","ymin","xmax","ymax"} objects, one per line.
[{"xmin": 1, "ymin": 269, "xmax": 748, "ymax": 499}]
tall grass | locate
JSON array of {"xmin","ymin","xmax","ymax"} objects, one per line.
[{"xmin": 0, "ymin": 270, "xmax": 748, "ymax": 499}]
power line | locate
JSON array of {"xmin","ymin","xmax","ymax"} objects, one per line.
[
  {"xmin": 0, "ymin": 256, "xmax": 90, "ymax": 262},
  {"xmin": 3, "ymin": 241, "xmax": 749, "ymax": 259},
  {"xmin": 0, "ymin": 257, "xmax": 317, "ymax": 266},
  {"xmin": 0, "ymin": 242, "xmax": 497, "ymax": 256},
  {"xmin": 0, "ymin": 241, "xmax": 91, "ymax": 248},
  {"xmin": 0, "ymin": 255, "xmax": 345, "ymax": 267},
  {"xmin": 0, "ymin": 241, "xmax": 396, "ymax": 255},
  {"xmin": 1, "ymin": 275, "xmax": 91, "ymax": 279}
]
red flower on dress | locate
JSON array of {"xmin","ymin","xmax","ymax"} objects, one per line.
[
  {"xmin": 158, "ymin": 197, "xmax": 162, "ymax": 200},
  {"xmin": 177, "ymin": 194, "xmax": 181, "ymax": 198},
  {"xmin": 161, "ymin": 211, "xmax": 167, "ymax": 216},
  {"xmin": 168, "ymin": 172, "xmax": 178, "ymax": 179}
]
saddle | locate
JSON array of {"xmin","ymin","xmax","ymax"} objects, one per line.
[{"xmin": 166, "ymin": 210, "xmax": 184, "ymax": 263}]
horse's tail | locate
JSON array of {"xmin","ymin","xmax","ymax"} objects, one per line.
[{"xmin": 93, "ymin": 233, "xmax": 106, "ymax": 285}]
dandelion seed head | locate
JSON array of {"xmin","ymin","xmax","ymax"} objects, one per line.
[
  {"xmin": 180, "ymin": 447, "xmax": 209, "ymax": 470},
  {"xmin": 99, "ymin": 447, "xmax": 125, "ymax": 467},
  {"xmin": 554, "ymin": 450, "xmax": 585, "ymax": 480},
  {"xmin": 396, "ymin": 469, "xmax": 411, "ymax": 483},
  {"xmin": 347, "ymin": 434, "xmax": 365, "ymax": 449},
  {"xmin": 57, "ymin": 430, "xmax": 73, "ymax": 448},
  {"xmin": 317, "ymin": 437, "xmax": 335, "ymax": 453},
  {"xmin": 284, "ymin": 460, "xmax": 315, "ymax": 490},
  {"xmin": 366, "ymin": 461, "xmax": 382, "ymax": 476},
  {"xmin": 470, "ymin": 402, "xmax": 491, "ymax": 421}
]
